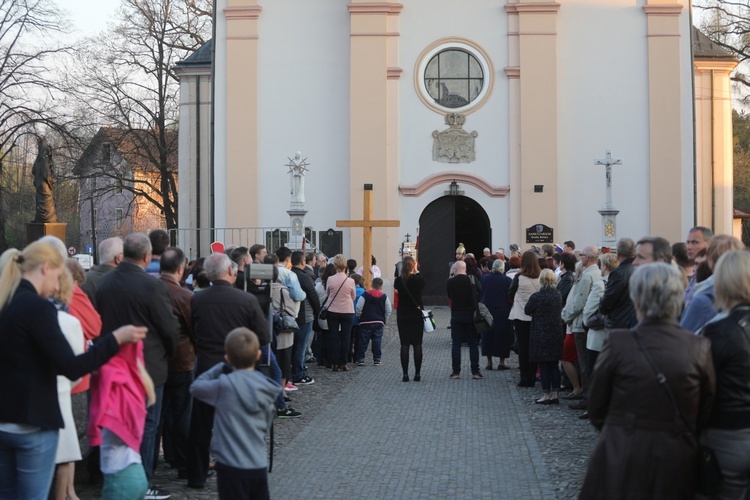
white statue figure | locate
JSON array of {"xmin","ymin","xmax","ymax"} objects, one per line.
[{"xmin": 286, "ymin": 151, "xmax": 309, "ymax": 205}]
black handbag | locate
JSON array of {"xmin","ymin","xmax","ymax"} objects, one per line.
[
  {"xmin": 278, "ymin": 287, "xmax": 299, "ymax": 333},
  {"xmin": 631, "ymin": 330, "xmax": 723, "ymax": 495}
]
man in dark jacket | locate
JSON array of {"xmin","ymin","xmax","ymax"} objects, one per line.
[
  {"xmin": 187, "ymin": 252, "xmax": 270, "ymax": 489},
  {"xmin": 96, "ymin": 232, "xmax": 179, "ymax": 499},
  {"xmin": 81, "ymin": 236, "xmax": 123, "ymax": 308},
  {"xmin": 158, "ymin": 247, "xmax": 194, "ymax": 480},
  {"xmin": 447, "ymin": 261, "xmax": 482, "ymax": 379},
  {"xmin": 291, "ymin": 251, "xmax": 320, "ymax": 385},
  {"xmin": 599, "ymin": 237, "xmax": 636, "ymax": 330}
]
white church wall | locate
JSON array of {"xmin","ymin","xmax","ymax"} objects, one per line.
[
  {"xmin": 256, "ymin": 1, "xmax": 351, "ymax": 250},
  {"xmin": 398, "ymin": 0, "xmax": 511, "ymax": 247},
  {"xmin": 556, "ymin": 0, "xmax": 693, "ymax": 247},
  {"xmin": 556, "ymin": 1, "xmax": 650, "ymax": 247}
]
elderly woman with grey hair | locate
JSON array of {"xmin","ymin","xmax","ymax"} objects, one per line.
[{"xmin": 580, "ymin": 263, "xmax": 716, "ymax": 499}]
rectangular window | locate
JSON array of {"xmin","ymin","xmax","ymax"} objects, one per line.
[
  {"xmin": 103, "ymin": 143, "xmax": 111, "ymax": 164},
  {"xmin": 115, "ymin": 208, "xmax": 123, "ymax": 230}
]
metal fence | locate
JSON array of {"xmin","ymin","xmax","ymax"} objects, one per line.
[{"xmin": 169, "ymin": 227, "xmax": 319, "ymax": 260}]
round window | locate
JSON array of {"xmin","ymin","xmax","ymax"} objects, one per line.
[
  {"xmin": 424, "ymin": 49, "xmax": 483, "ymax": 109},
  {"xmin": 415, "ymin": 39, "xmax": 493, "ymax": 115}
]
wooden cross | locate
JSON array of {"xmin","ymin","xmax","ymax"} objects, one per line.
[{"xmin": 337, "ymin": 184, "xmax": 400, "ymax": 289}]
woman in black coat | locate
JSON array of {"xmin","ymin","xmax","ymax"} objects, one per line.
[
  {"xmin": 393, "ymin": 256, "xmax": 425, "ymax": 382},
  {"xmin": 525, "ymin": 269, "xmax": 564, "ymax": 404}
]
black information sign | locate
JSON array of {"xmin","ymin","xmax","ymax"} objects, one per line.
[
  {"xmin": 526, "ymin": 224, "xmax": 554, "ymax": 244},
  {"xmin": 319, "ymin": 228, "xmax": 343, "ymax": 257}
]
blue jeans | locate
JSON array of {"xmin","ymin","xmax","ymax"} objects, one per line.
[
  {"xmin": 327, "ymin": 312, "xmax": 355, "ymax": 366},
  {"xmin": 357, "ymin": 324, "xmax": 384, "ymax": 363},
  {"xmin": 292, "ymin": 321, "xmax": 313, "ymax": 381},
  {"xmin": 450, "ymin": 315, "xmax": 479, "ymax": 375},
  {"xmin": 102, "ymin": 462, "xmax": 148, "ymax": 499},
  {"xmin": 0, "ymin": 428, "xmax": 59, "ymax": 500},
  {"xmin": 141, "ymin": 384, "xmax": 164, "ymax": 483}
]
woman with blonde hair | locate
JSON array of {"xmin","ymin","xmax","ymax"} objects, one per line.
[
  {"xmin": 524, "ymin": 269, "xmax": 563, "ymax": 404},
  {"xmin": 0, "ymin": 241, "xmax": 146, "ymax": 500},
  {"xmin": 325, "ymin": 254, "xmax": 356, "ymax": 372},
  {"xmin": 699, "ymin": 249, "xmax": 750, "ymax": 499}
]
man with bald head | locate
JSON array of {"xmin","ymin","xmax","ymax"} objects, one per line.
[
  {"xmin": 447, "ymin": 260, "xmax": 483, "ymax": 380},
  {"xmin": 561, "ymin": 245, "xmax": 601, "ymax": 414}
]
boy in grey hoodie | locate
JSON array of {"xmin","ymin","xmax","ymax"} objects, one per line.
[{"xmin": 190, "ymin": 328, "xmax": 279, "ymax": 499}]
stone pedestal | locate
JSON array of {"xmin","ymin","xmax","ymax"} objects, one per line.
[
  {"xmin": 26, "ymin": 222, "xmax": 67, "ymax": 246},
  {"xmin": 287, "ymin": 210, "xmax": 307, "ymax": 250},
  {"xmin": 598, "ymin": 209, "xmax": 619, "ymax": 246}
]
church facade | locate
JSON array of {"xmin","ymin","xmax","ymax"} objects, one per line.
[{"xmin": 176, "ymin": 0, "xmax": 735, "ymax": 299}]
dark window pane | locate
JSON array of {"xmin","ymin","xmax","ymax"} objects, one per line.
[
  {"xmin": 439, "ymin": 50, "xmax": 468, "ymax": 78},
  {"xmin": 438, "ymin": 80, "xmax": 470, "ymax": 108},
  {"xmin": 469, "ymin": 57, "xmax": 483, "ymax": 79},
  {"xmin": 425, "ymin": 58, "xmax": 439, "ymax": 79}
]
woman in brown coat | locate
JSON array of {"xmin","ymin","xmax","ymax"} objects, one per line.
[{"xmin": 580, "ymin": 263, "xmax": 715, "ymax": 499}]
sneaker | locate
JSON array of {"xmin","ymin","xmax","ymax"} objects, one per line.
[
  {"xmin": 277, "ymin": 407, "xmax": 302, "ymax": 419},
  {"xmin": 356, "ymin": 361, "xmax": 365, "ymax": 366},
  {"xmin": 145, "ymin": 487, "xmax": 171, "ymax": 500},
  {"xmin": 450, "ymin": 373, "xmax": 460, "ymax": 379},
  {"xmin": 472, "ymin": 372, "xmax": 484, "ymax": 380},
  {"xmin": 306, "ymin": 356, "xmax": 317, "ymax": 364},
  {"xmin": 297, "ymin": 376, "xmax": 315, "ymax": 385},
  {"xmin": 284, "ymin": 381, "xmax": 298, "ymax": 391},
  {"xmin": 374, "ymin": 360, "xmax": 382, "ymax": 366}
]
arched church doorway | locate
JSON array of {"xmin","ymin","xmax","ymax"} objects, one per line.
[{"xmin": 418, "ymin": 195, "xmax": 491, "ymax": 304}]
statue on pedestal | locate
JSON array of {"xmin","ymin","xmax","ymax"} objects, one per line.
[
  {"xmin": 286, "ymin": 151, "xmax": 309, "ymax": 205},
  {"xmin": 32, "ymin": 137, "xmax": 58, "ymax": 223}
]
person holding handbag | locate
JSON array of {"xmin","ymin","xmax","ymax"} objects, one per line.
[
  {"xmin": 699, "ymin": 249, "xmax": 750, "ymax": 499},
  {"xmin": 581, "ymin": 263, "xmax": 715, "ymax": 499},
  {"xmin": 393, "ymin": 256, "xmax": 425, "ymax": 382},
  {"xmin": 325, "ymin": 255, "xmax": 356, "ymax": 372}
]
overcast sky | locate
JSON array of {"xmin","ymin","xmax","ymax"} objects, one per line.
[{"xmin": 59, "ymin": 0, "xmax": 121, "ymax": 38}]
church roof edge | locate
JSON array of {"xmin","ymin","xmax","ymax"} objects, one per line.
[{"xmin": 692, "ymin": 27, "xmax": 735, "ymax": 60}]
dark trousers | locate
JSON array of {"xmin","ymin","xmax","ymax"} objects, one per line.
[
  {"xmin": 538, "ymin": 361, "xmax": 561, "ymax": 392},
  {"xmin": 514, "ymin": 320, "xmax": 536, "ymax": 386},
  {"xmin": 160, "ymin": 370, "xmax": 193, "ymax": 472},
  {"xmin": 586, "ymin": 348, "xmax": 599, "ymax": 387},
  {"xmin": 450, "ymin": 314, "xmax": 479, "ymax": 375},
  {"xmin": 574, "ymin": 331, "xmax": 589, "ymax": 392},
  {"xmin": 187, "ymin": 399, "xmax": 215, "ymax": 487},
  {"xmin": 327, "ymin": 312, "xmax": 354, "ymax": 366},
  {"xmin": 215, "ymin": 463, "xmax": 269, "ymax": 500}
]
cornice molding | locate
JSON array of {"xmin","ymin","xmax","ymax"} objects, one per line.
[
  {"xmin": 504, "ymin": 66, "xmax": 520, "ymax": 79},
  {"xmin": 399, "ymin": 172, "xmax": 510, "ymax": 198},
  {"xmin": 505, "ymin": 2, "xmax": 560, "ymax": 14},
  {"xmin": 387, "ymin": 67, "xmax": 403, "ymax": 80},
  {"xmin": 642, "ymin": 4, "xmax": 683, "ymax": 16},
  {"xmin": 224, "ymin": 6, "xmax": 262, "ymax": 20},
  {"xmin": 348, "ymin": 3, "xmax": 404, "ymax": 15}
]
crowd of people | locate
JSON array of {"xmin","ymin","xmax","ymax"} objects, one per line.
[
  {"xmin": 453, "ymin": 230, "xmax": 750, "ymax": 499},
  {"xmin": 1, "ymin": 225, "xmax": 749, "ymax": 499}
]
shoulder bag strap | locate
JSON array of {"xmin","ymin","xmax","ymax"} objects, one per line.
[
  {"xmin": 400, "ymin": 276, "xmax": 423, "ymax": 312},
  {"xmin": 322, "ymin": 277, "xmax": 347, "ymax": 309},
  {"xmin": 631, "ymin": 329, "xmax": 696, "ymax": 437}
]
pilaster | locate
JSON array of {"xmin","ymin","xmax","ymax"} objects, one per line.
[
  {"xmin": 348, "ymin": 1, "xmax": 402, "ymax": 268},
  {"xmin": 224, "ymin": 1, "xmax": 262, "ymax": 228},
  {"xmin": 644, "ymin": 1, "xmax": 683, "ymax": 242},
  {"xmin": 694, "ymin": 59, "xmax": 737, "ymax": 235},
  {"xmin": 506, "ymin": 1, "xmax": 560, "ymax": 244}
]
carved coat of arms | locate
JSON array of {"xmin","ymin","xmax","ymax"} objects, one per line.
[{"xmin": 432, "ymin": 113, "xmax": 478, "ymax": 164}]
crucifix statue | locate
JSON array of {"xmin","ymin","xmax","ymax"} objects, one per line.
[
  {"xmin": 595, "ymin": 149, "xmax": 622, "ymax": 244},
  {"xmin": 285, "ymin": 151, "xmax": 309, "ymax": 207},
  {"xmin": 337, "ymin": 184, "xmax": 400, "ymax": 289}
]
